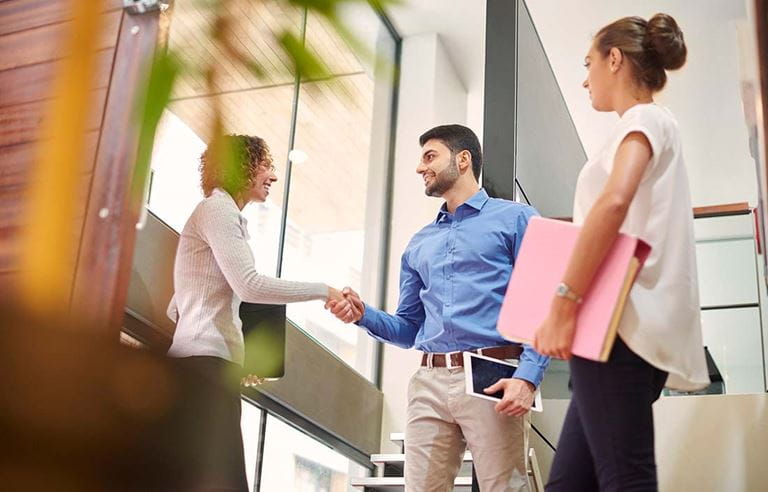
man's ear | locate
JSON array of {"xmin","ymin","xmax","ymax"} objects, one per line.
[{"xmin": 457, "ymin": 150, "xmax": 472, "ymax": 173}]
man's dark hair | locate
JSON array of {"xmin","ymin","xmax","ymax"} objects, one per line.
[{"xmin": 418, "ymin": 124, "xmax": 482, "ymax": 181}]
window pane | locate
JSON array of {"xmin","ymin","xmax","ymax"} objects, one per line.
[
  {"xmin": 280, "ymin": 7, "xmax": 397, "ymax": 378},
  {"xmin": 147, "ymin": 0, "xmax": 302, "ymax": 275},
  {"xmin": 261, "ymin": 415, "xmax": 350, "ymax": 491},
  {"xmin": 241, "ymin": 401, "xmax": 263, "ymax": 491}
]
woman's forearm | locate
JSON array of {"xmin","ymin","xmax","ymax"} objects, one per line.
[{"xmin": 561, "ymin": 192, "xmax": 630, "ymax": 298}]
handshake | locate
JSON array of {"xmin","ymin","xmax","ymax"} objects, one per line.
[{"xmin": 325, "ymin": 287, "xmax": 365, "ymax": 324}]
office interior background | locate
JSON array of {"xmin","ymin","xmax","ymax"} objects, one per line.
[{"xmin": 1, "ymin": 0, "xmax": 767, "ymax": 490}]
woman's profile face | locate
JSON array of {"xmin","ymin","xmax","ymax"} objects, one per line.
[
  {"xmin": 582, "ymin": 42, "xmax": 613, "ymax": 112},
  {"xmin": 248, "ymin": 160, "xmax": 278, "ymax": 203}
]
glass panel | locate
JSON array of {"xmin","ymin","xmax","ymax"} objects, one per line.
[
  {"xmin": 694, "ymin": 215, "xmax": 759, "ymax": 308},
  {"xmin": 261, "ymin": 415, "xmax": 350, "ymax": 491},
  {"xmin": 701, "ymin": 307, "xmax": 765, "ymax": 394},
  {"xmin": 147, "ymin": 0, "xmax": 302, "ymax": 275},
  {"xmin": 241, "ymin": 401, "xmax": 263, "ymax": 491},
  {"xmin": 693, "ymin": 213, "xmax": 766, "ymax": 394},
  {"xmin": 279, "ymin": 7, "xmax": 396, "ymax": 378}
]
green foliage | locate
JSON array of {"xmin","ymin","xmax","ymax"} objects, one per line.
[
  {"xmin": 281, "ymin": 30, "xmax": 334, "ymax": 82},
  {"xmin": 132, "ymin": 0, "xmax": 399, "ymax": 207},
  {"xmin": 132, "ymin": 51, "xmax": 181, "ymax": 205}
]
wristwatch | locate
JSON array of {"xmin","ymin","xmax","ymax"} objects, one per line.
[{"xmin": 556, "ymin": 282, "xmax": 583, "ymax": 304}]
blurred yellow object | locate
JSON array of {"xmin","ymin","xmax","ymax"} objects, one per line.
[{"xmin": 18, "ymin": 0, "xmax": 105, "ymax": 314}]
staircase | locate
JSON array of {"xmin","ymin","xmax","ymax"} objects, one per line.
[{"xmin": 350, "ymin": 432, "xmax": 544, "ymax": 491}]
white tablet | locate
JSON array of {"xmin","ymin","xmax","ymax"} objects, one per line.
[{"xmin": 463, "ymin": 351, "xmax": 543, "ymax": 412}]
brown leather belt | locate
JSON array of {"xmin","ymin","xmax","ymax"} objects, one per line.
[{"xmin": 420, "ymin": 345, "xmax": 523, "ymax": 368}]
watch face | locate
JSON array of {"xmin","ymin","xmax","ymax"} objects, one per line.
[{"xmin": 556, "ymin": 284, "xmax": 567, "ymax": 296}]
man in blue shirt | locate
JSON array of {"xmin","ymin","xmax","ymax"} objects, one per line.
[{"xmin": 329, "ymin": 125, "xmax": 549, "ymax": 491}]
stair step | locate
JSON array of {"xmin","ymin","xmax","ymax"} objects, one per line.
[
  {"xmin": 371, "ymin": 451, "xmax": 473, "ymax": 465},
  {"xmin": 351, "ymin": 476, "xmax": 472, "ymax": 491},
  {"xmin": 390, "ymin": 432, "xmax": 404, "ymax": 444}
]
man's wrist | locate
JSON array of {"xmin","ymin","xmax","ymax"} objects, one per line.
[
  {"xmin": 513, "ymin": 377, "xmax": 536, "ymax": 392},
  {"xmin": 354, "ymin": 303, "xmax": 369, "ymax": 325}
]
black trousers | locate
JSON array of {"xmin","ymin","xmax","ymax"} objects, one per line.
[
  {"xmin": 169, "ymin": 356, "xmax": 248, "ymax": 492},
  {"xmin": 122, "ymin": 355, "xmax": 247, "ymax": 491},
  {"xmin": 546, "ymin": 337, "xmax": 668, "ymax": 492}
]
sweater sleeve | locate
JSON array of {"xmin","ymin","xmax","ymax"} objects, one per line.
[{"xmin": 198, "ymin": 199, "xmax": 329, "ymax": 304}]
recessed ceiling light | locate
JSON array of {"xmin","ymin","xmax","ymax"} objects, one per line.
[{"xmin": 288, "ymin": 149, "xmax": 308, "ymax": 164}]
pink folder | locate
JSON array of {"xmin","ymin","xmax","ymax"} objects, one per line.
[{"xmin": 497, "ymin": 217, "xmax": 651, "ymax": 361}]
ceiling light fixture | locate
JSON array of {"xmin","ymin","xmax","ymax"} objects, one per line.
[{"xmin": 288, "ymin": 149, "xmax": 308, "ymax": 164}]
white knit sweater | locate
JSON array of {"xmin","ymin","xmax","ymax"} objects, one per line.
[{"xmin": 166, "ymin": 189, "xmax": 328, "ymax": 365}]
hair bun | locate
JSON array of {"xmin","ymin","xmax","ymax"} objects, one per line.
[{"xmin": 645, "ymin": 13, "xmax": 687, "ymax": 70}]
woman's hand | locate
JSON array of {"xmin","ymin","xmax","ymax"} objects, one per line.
[
  {"xmin": 325, "ymin": 287, "xmax": 363, "ymax": 323},
  {"xmin": 533, "ymin": 298, "xmax": 579, "ymax": 360},
  {"xmin": 326, "ymin": 287, "xmax": 344, "ymax": 304}
]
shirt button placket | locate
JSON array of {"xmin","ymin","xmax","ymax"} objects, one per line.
[{"xmin": 446, "ymin": 223, "xmax": 455, "ymax": 309}]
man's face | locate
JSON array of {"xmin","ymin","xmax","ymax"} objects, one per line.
[{"xmin": 417, "ymin": 139, "xmax": 459, "ymax": 197}]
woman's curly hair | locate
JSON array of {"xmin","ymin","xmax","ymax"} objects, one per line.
[{"xmin": 199, "ymin": 134, "xmax": 273, "ymax": 197}]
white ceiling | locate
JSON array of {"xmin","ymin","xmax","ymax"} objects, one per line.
[{"xmin": 387, "ymin": 0, "xmax": 486, "ymax": 93}]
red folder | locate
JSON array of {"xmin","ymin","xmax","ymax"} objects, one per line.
[{"xmin": 497, "ymin": 217, "xmax": 651, "ymax": 361}]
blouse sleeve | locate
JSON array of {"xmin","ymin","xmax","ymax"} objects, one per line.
[
  {"xmin": 609, "ymin": 105, "xmax": 668, "ymax": 176},
  {"xmin": 197, "ymin": 199, "xmax": 329, "ymax": 304}
]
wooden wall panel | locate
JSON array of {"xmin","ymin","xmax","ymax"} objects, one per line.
[
  {"xmin": 0, "ymin": 0, "xmax": 123, "ymax": 36},
  {"xmin": 0, "ymin": 173, "xmax": 94, "ymax": 273},
  {"xmin": 0, "ymin": 132, "xmax": 99, "ymax": 187},
  {"xmin": 0, "ymin": 48, "xmax": 115, "ymax": 108},
  {"xmin": 0, "ymin": 9, "xmax": 122, "ymax": 72},
  {"xmin": 0, "ymin": 88, "xmax": 107, "ymax": 148},
  {"xmin": 0, "ymin": 1, "xmax": 127, "ymax": 309}
]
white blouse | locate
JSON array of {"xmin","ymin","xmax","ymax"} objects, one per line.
[
  {"xmin": 167, "ymin": 188, "xmax": 329, "ymax": 365},
  {"xmin": 573, "ymin": 103, "xmax": 710, "ymax": 391}
]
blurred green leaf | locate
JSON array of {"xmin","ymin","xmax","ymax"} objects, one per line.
[
  {"xmin": 287, "ymin": 0, "xmax": 401, "ymax": 15},
  {"xmin": 285, "ymin": 0, "xmax": 337, "ymax": 15},
  {"xmin": 243, "ymin": 59, "xmax": 267, "ymax": 80},
  {"xmin": 278, "ymin": 30, "xmax": 332, "ymax": 81},
  {"xmin": 367, "ymin": 0, "xmax": 402, "ymax": 11},
  {"xmin": 131, "ymin": 51, "xmax": 181, "ymax": 205},
  {"xmin": 215, "ymin": 134, "xmax": 247, "ymax": 197},
  {"xmin": 133, "ymin": 0, "xmax": 401, "ymax": 199}
]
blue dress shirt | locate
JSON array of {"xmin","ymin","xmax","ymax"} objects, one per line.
[{"xmin": 357, "ymin": 188, "xmax": 550, "ymax": 387}]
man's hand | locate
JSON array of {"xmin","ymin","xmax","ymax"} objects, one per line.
[
  {"xmin": 326, "ymin": 287, "xmax": 364, "ymax": 323},
  {"xmin": 483, "ymin": 378, "xmax": 536, "ymax": 417}
]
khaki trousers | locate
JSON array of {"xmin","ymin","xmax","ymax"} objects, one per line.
[{"xmin": 404, "ymin": 366, "xmax": 530, "ymax": 492}]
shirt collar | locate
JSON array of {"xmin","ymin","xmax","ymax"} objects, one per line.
[{"xmin": 435, "ymin": 188, "xmax": 490, "ymax": 223}]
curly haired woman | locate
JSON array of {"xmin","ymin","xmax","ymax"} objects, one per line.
[{"xmin": 165, "ymin": 134, "xmax": 355, "ymax": 491}]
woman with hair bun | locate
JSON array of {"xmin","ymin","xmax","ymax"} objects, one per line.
[{"xmin": 534, "ymin": 14, "xmax": 709, "ymax": 491}]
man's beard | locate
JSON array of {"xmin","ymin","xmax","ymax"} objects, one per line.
[{"xmin": 425, "ymin": 158, "xmax": 459, "ymax": 197}]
